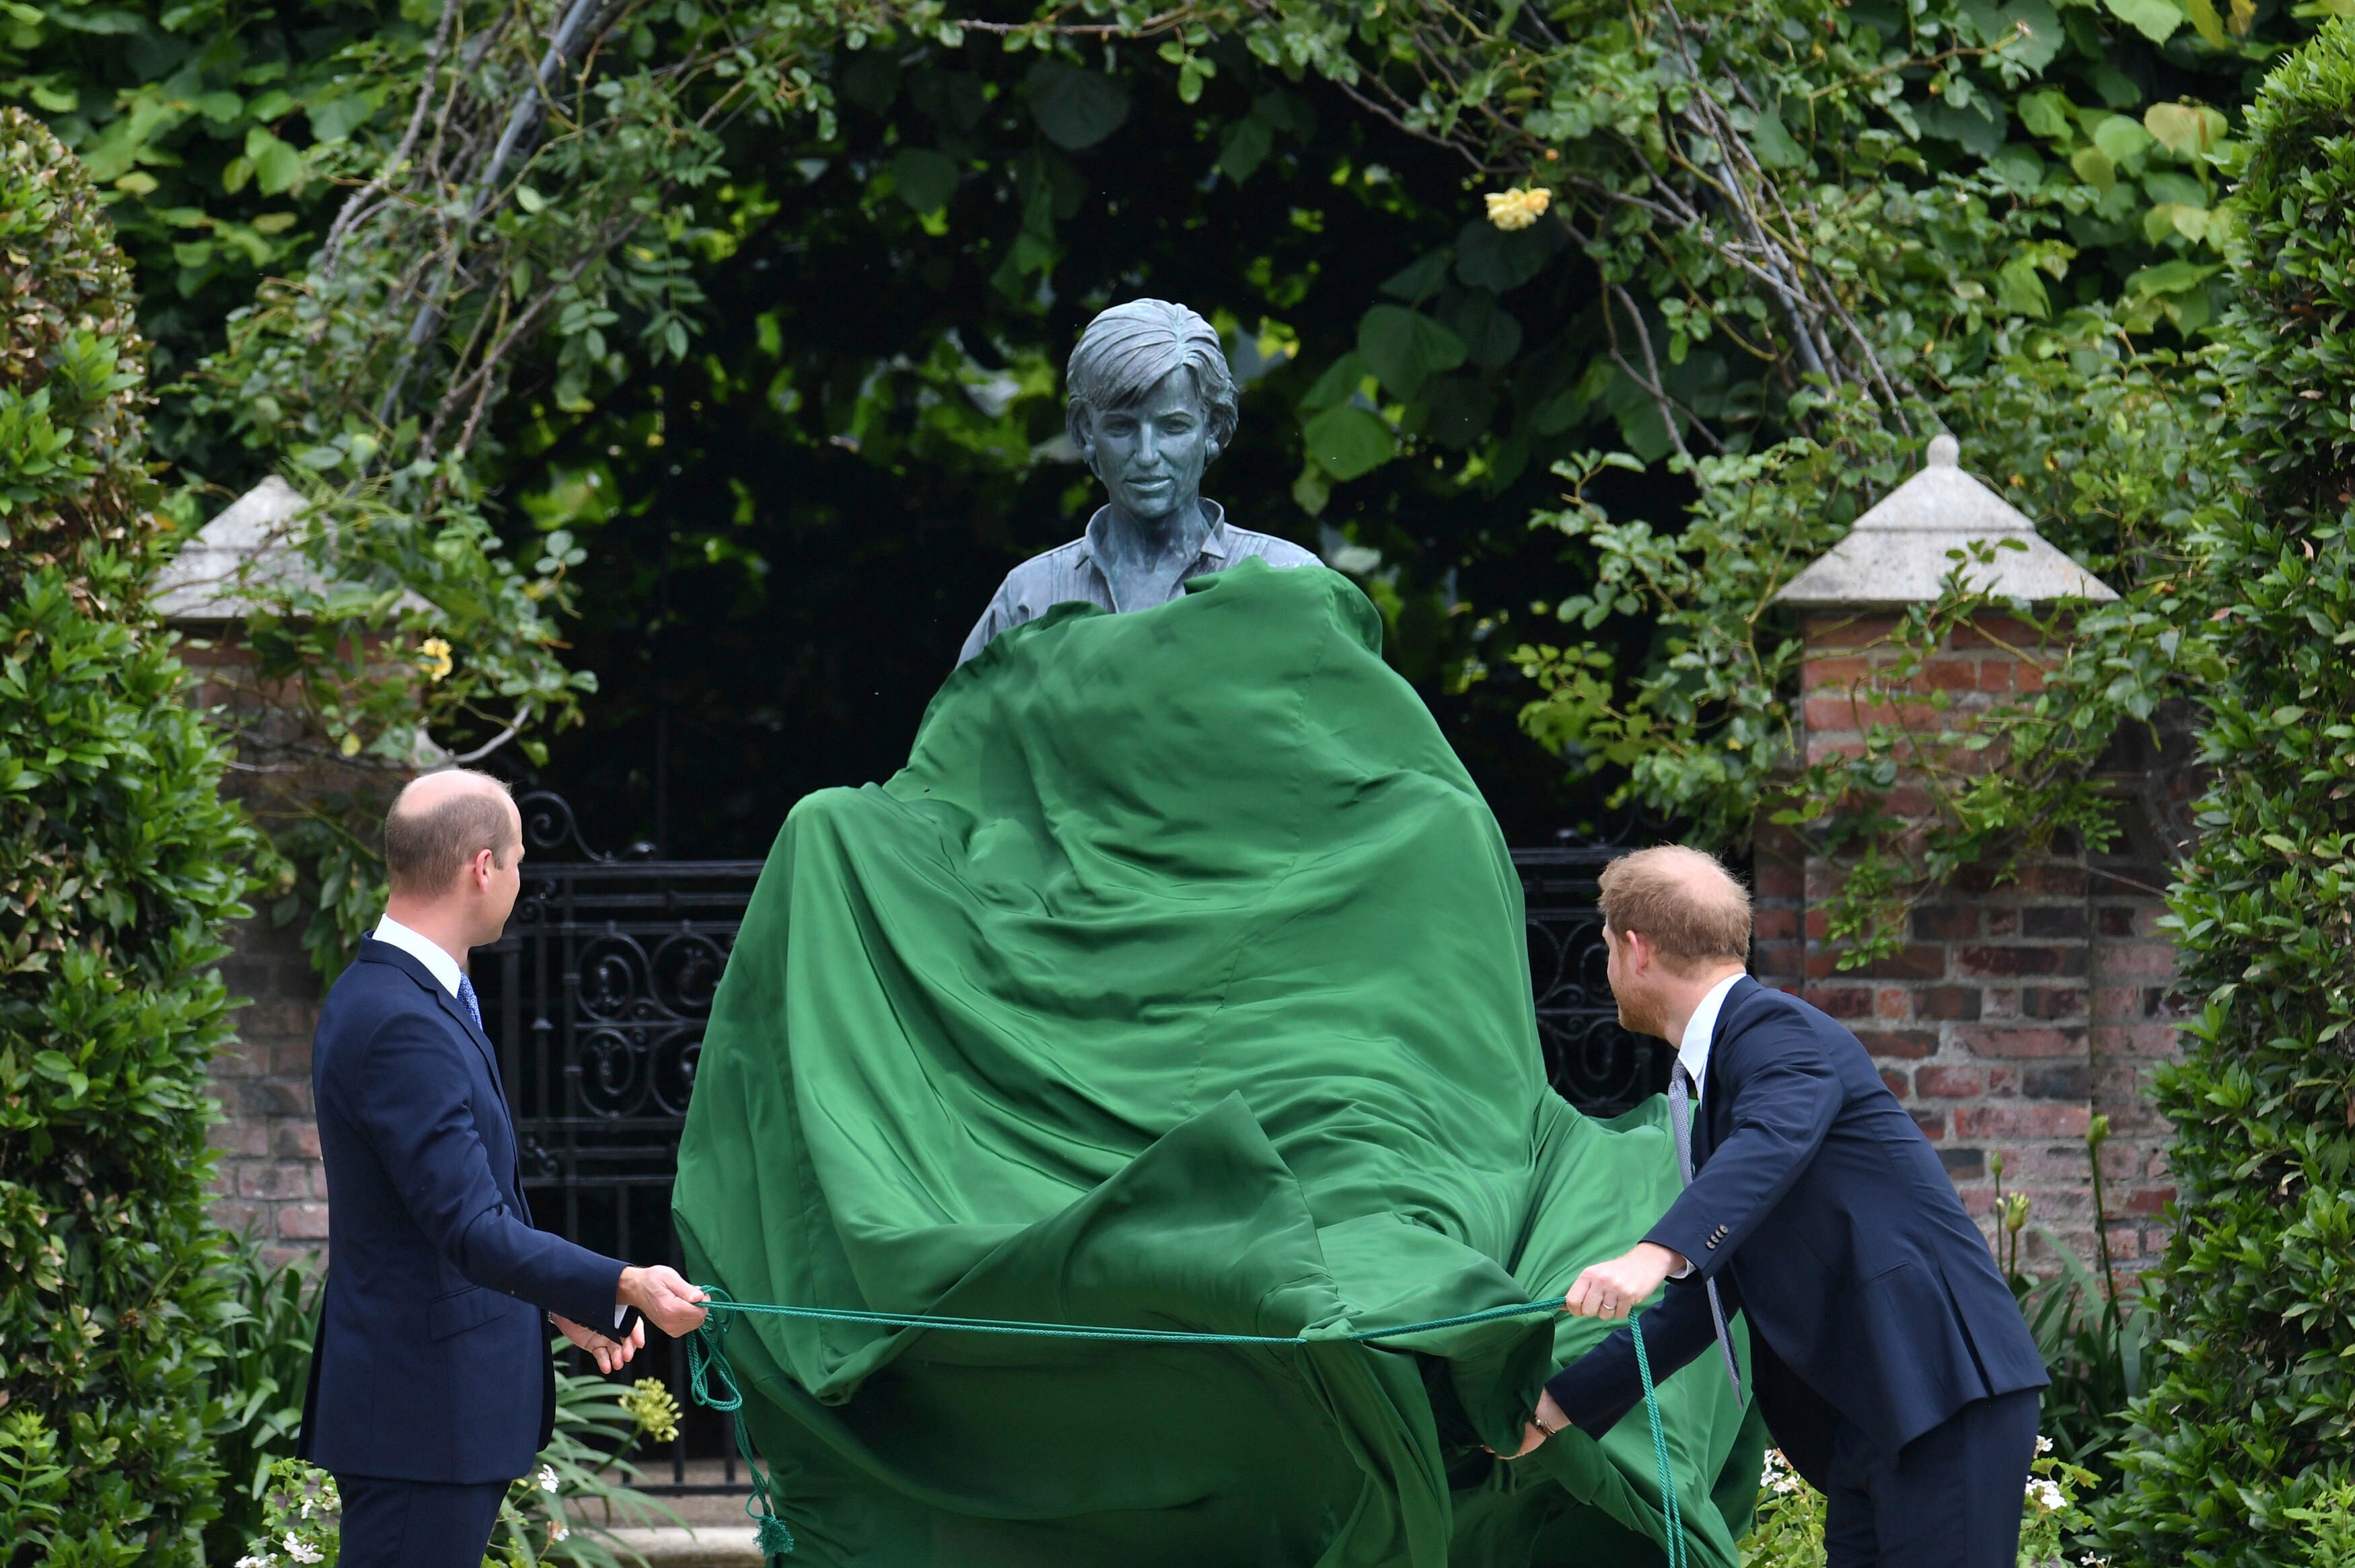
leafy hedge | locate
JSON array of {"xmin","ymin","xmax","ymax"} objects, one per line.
[
  {"xmin": 0, "ymin": 106, "xmax": 263, "ymax": 1563},
  {"xmin": 2096, "ymin": 21, "xmax": 2355, "ymax": 1567}
]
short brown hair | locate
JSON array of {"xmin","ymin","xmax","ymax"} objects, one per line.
[
  {"xmin": 1597, "ymin": 845, "xmax": 1752, "ymax": 969},
  {"xmin": 384, "ymin": 770, "xmax": 518, "ymax": 897}
]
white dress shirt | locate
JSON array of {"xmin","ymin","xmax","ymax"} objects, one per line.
[
  {"xmin": 1664, "ymin": 971, "xmax": 1745, "ymax": 1278},
  {"xmin": 1675, "ymin": 971, "xmax": 1747, "ymax": 1111},
  {"xmin": 373, "ymin": 913, "xmax": 463, "ymax": 996}
]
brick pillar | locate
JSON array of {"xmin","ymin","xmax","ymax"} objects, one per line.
[
  {"xmin": 1751, "ymin": 612, "xmax": 2183, "ymax": 1277},
  {"xmin": 182, "ymin": 636, "xmax": 332, "ymax": 1263},
  {"xmin": 209, "ymin": 912, "xmax": 330, "ymax": 1264}
]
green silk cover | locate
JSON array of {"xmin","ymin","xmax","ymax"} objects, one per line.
[{"xmin": 672, "ymin": 560, "xmax": 1763, "ymax": 1566}]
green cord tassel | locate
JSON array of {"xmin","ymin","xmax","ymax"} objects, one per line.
[{"xmin": 755, "ymin": 1507, "xmax": 797, "ymax": 1561}]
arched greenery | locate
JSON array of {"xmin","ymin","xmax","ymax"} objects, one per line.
[{"xmin": 1, "ymin": 0, "xmax": 2314, "ymax": 961}]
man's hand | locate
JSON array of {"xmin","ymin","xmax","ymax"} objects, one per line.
[
  {"xmin": 618, "ymin": 1264, "xmax": 710, "ymax": 1337},
  {"xmin": 1490, "ymin": 1389, "xmax": 1571, "ymax": 1460},
  {"xmin": 1564, "ymin": 1242, "xmax": 1686, "ymax": 1321},
  {"xmin": 554, "ymin": 1312, "xmax": 645, "ymax": 1375}
]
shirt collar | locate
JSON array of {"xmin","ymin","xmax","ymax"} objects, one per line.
[
  {"xmin": 1675, "ymin": 971, "xmax": 1747, "ymax": 1103},
  {"xmin": 1080, "ymin": 498, "xmax": 1230, "ymax": 572},
  {"xmin": 374, "ymin": 913, "xmax": 464, "ymax": 997}
]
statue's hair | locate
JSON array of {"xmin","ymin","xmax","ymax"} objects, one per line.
[{"xmin": 1065, "ymin": 299, "xmax": 1238, "ymax": 452}]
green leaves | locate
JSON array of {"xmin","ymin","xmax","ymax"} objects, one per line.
[
  {"xmin": 1302, "ymin": 404, "xmax": 1396, "ymax": 481},
  {"xmin": 2092, "ymin": 26, "xmax": 2355, "ymax": 1563},
  {"xmin": 0, "ymin": 116, "xmax": 262, "ymax": 1568},
  {"xmin": 1355, "ymin": 305, "xmax": 1465, "ymax": 400},
  {"xmin": 1025, "ymin": 59, "xmax": 1129, "ymax": 150},
  {"xmin": 891, "ymin": 147, "xmax": 958, "ymax": 215},
  {"xmin": 2105, "ymin": 0, "xmax": 2187, "ymax": 43}
]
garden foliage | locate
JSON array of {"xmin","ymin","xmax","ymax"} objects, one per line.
[
  {"xmin": 0, "ymin": 0, "xmax": 2318, "ymax": 935},
  {"xmin": 2094, "ymin": 20, "xmax": 2355, "ymax": 1565},
  {"xmin": 0, "ymin": 106, "xmax": 263, "ymax": 1564}
]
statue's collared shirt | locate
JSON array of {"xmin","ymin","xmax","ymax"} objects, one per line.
[{"xmin": 957, "ymin": 500, "xmax": 1321, "ymax": 665}]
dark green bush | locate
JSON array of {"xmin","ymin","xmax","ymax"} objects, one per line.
[
  {"xmin": 2096, "ymin": 20, "xmax": 2355, "ymax": 1567},
  {"xmin": 0, "ymin": 106, "xmax": 264, "ymax": 1565}
]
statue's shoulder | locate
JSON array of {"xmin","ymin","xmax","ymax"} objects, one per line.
[
  {"xmin": 986, "ymin": 535, "xmax": 1096, "ymax": 611},
  {"xmin": 1223, "ymin": 527, "xmax": 1321, "ymax": 569}
]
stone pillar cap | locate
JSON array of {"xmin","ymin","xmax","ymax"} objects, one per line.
[
  {"xmin": 153, "ymin": 476, "xmax": 433, "ymax": 624},
  {"xmin": 1773, "ymin": 435, "xmax": 2118, "ymax": 608}
]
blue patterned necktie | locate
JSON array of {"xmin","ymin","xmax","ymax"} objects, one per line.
[
  {"xmin": 457, "ymin": 971, "xmax": 482, "ymax": 1029},
  {"xmin": 1669, "ymin": 1062, "xmax": 1744, "ymax": 1401}
]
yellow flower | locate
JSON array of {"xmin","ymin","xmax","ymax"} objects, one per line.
[
  {"xmin": 1484, "ymin": 187, "xmax": 1551, "ymax": 231},
  {"xmin": 622, "ymin": 1377, "xmax": 682, "ymax": 1444},
  {"xmin": 417, "ymin": 636, "xmax": 454, "ymax": 683}
]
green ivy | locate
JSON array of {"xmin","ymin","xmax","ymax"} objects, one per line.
[{"xmin": 0, "ymin": 107, "xmax": 265, "ymax": 1566}]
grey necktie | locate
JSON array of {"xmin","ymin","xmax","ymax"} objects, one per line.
[{"xmin": 1669, "ymin": 1062, "xmax": 1744, "ymax": 1402}]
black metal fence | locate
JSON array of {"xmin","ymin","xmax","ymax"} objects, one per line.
[{"xmin": 479, "ymin": 793, "xmax": 1664, "ymax": 1491}]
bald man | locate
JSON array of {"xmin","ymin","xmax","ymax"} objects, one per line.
[
  {"xmin": 1510, "ymin": 847, "xmax": 2046, "ymax": 1568},
  {"xmin": 297, "ymin": 769, "xmax": 709, "ymax": 1568}
]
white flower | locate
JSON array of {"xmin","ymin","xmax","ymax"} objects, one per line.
[
  {"xmin": 538, "ymin": 1464, "xmax": 560, "ymax": 1493},
  {"xmin": 553, "ymin": 1526, "xmax": 570, "ymax": 1542},
  {"xmin": 2037, "ymin": 1434, "xmax": 2054, "ymax": 1454},
  {"xmin": 283, "ymin": 1534, "xmax": 324, "ymax": 1565},
  {"xmin": 2026, "ymin": 1477, "xmax": 2067, "ymax": 1514},
  {"xmin": 236, "ymin": 1555, "xmax": 278, "ymax": 1568},
  {"xmin": 2079, "ymin": 1556, "xmax": 2110, "ymax": 1567}
]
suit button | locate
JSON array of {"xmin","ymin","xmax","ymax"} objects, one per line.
[{"xmin": 1706, "ymin": 1238, "xmax": 1718, "ymax": 1250}]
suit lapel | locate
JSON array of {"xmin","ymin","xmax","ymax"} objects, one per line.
[
  {"xmin": 359, "ymin": 940, "xmax": 526, "ymax": 1201},
  {"xmin": 1694, "ymin": 975, "xmax": 1762, "ymax": 1166},
  {"xmin": 359, "ymin": 939, "xmax": 505, "ymax": 1088}
]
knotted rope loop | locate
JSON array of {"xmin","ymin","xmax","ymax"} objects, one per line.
[{"xmin": 686, "ymin": 1285, "xmax": 745, "ymax": 1412}]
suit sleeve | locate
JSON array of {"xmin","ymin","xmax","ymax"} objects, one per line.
[
  {"xmin": 1644, "ymin": 1008, "xmax": 1841, "ymax": 1280},
  {"xmin": 355, "ymin": 1011, "xmax": 624, "ymax": 1328},
  {"xmin": 1544, "ymin": 1269, "xmax": 1739, "ymax": 1438}
]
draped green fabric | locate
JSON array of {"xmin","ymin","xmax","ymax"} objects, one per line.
[{"xmin": 672, "ymin": 560, "xmax": 1763, "ymax": 1567}]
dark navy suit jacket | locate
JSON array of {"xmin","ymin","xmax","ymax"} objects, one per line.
[
  {"xmin": 298, "ymin": 937, "xmax": 626, "ymax": 1483},
  {"xmin": 1546, "ymin": 977, "xmax": 2044, "ymax": 1478}
]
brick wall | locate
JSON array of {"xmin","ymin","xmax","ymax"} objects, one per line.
[
  {"xmin": 209, "ymin": 912, "xmax": 329, "ymax": 1265},
  {"xmin": 1750, "ymin": 611, "xmax": 2185, "ymax": 1279},
  {"xmin": 181, "ymin": 633, "xmax": 335, "ymax": 1263}
]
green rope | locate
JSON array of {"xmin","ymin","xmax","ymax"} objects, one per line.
[
  {"xmin": 1630, "ymin": 1311, "xmax": 1686, "ymax": 1568},
  {"xmin": 684, "ymin": 1292, "xmax": 797, "ymax": 1563},
  {"xmin": 683, "ymin": 1286, "xmax": 1688, "ymax": 1565}
]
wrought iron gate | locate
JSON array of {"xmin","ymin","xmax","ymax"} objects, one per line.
[{"xmin": 479, "ymin": 793, "xmax": 1666, "ymax": 1491}]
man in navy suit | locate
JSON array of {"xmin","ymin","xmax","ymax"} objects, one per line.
[
  {"xmin": 1510, "ymin": 847, "xmax": 2046, "ymax": 1568},
  {"xmin": 299, "ymin": 769, "xmax": 712, "ymax": 1567}
]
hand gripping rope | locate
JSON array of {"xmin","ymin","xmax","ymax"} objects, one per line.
[{"xmin": 684, "ymin": 1287, "xmax": 1686, "ymax": 1568}]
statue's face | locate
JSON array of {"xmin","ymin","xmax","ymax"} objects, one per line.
[{"xmin": 1080, "ymin": 367, "xmax": 1217, "ymax": 523}]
